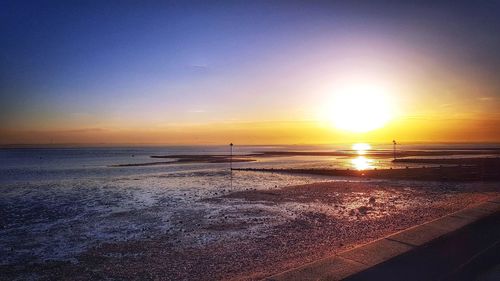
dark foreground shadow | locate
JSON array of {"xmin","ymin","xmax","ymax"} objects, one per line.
[{"xmin": 343, "ymin": 211, "xmax": 500, "ymax": 281}]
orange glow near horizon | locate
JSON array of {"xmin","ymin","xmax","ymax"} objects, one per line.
[{"xmin": 2, "ymin": 115, "xmax": 500, "ymax": 146}]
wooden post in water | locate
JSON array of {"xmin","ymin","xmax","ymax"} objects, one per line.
[
  {"xmin": 230, "ymin": 143, "xmax": 233, "ymax": 170},
  {"xmin": 229, "ymin": 143, "xmax": 234, "ymax": 190},
  {"xmin": 392, "ymin": 140, "xmax": 397, "ymax": 160}
]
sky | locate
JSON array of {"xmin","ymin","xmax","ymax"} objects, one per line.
[{"xmin": 1, "ymin": 0, "xmax": 500, "ymax": 145}]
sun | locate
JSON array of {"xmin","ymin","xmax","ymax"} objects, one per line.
[{"xmin": 330, "ymin": 84, "xmax": 393, "ymax": 133}]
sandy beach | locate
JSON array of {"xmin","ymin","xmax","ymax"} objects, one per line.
[{"xmin": 3, "ymin": 177, "xmax": 498, "ymax": 281}]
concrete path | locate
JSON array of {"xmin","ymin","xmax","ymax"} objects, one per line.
[{"xmin": 265, "ymin": 196, "xmax": 500, "ymax": 281}]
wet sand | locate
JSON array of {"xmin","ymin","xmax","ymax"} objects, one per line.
[
  {"xmin": 112, "ymin": 155, "xmax": 256, "ymax": 167},
  {"xmin": 4, "ymin": 180, "xmax": 498, "ymax": 281},
  {"xmin": 233, "ymin": 157, "xmax": 500, "ymax": 181},
  {"xmin": 251, "ymin": 150, "xmax": 500, "ymax": 158},
  {"xmin": 393, "ymin": 157, "xmax": 500, "ymax": 164},
  {"xmin": 112, "ymin": 151, "xmax": 500, "ymax": 168}
]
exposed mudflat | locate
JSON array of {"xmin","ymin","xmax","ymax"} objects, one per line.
[
  {"xmin": 3, "ymin": 179, "xmax": 498, "ymax": 281},
  {"xmin": 233, "ymin": 157, "xmax": 500, "ymax": 181}
]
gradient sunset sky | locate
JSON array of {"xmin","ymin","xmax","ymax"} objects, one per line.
[{"xmin": 1, "ymin": 1, "xmax": 500, "ymax": 145}]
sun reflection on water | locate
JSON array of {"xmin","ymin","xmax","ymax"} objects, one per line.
[
  {"xmin": 352, "ymin": 143, "xmax": 371, "ymax": 155},
  {"xmin": 351, "ymin": 156, "xmax": 374, "ymax": 170},
  {"xmin": 351, "ymin": 143, "xmax": 373, "ymax": 170}
]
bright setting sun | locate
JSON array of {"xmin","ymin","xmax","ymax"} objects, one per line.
[{"xmin": 330, "ymin": 84, "xmax": 394, "ymax": 133}]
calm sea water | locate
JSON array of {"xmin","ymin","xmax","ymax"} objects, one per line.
[
  {"xmin": 2, "ymin": 144, "xmax": 499, "ymax": 183},
  {"xmin": 0, "ymin": 144, "xmax": 498, "ymax": 265}
]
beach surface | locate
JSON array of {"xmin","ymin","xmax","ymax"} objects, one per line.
[{"xmin": 3, "ymin": 178, "xmax": 498, "ymax": 281}]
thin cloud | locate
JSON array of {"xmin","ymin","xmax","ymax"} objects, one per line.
[
  {"xmin": 478, "ymin": 96, "xmax": 495, "ymax": 101},
  {"xmin": 187, "ymin": 109, "xmax": 207, "ymax": 113}
]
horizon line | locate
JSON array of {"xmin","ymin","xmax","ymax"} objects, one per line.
[{"xmin": 2, "ymin": 141, "xmax": 500, "ymax": 149}]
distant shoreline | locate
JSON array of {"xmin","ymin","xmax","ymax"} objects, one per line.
[
  {"xmin": 233, "ymin": 157, "xmax": 500, "ymax": 181},
  {"xmin": 2, "ymin": 142, "xmax": 500, "ymax": 149}
]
